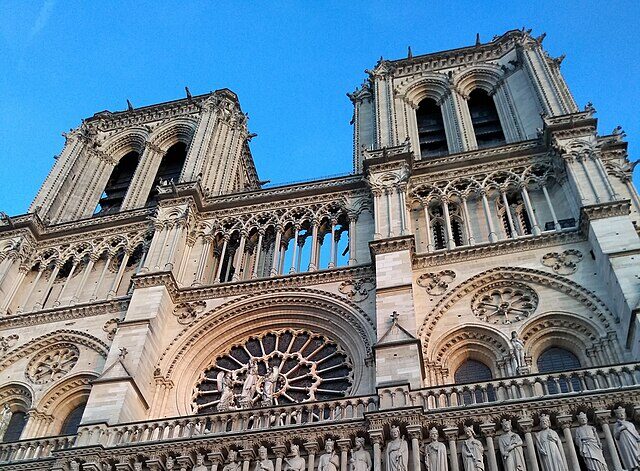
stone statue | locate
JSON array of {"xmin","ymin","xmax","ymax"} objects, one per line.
[
  {"xmin": 240, "ymin": 360, "xmax": 259, "ymax": 407},
  {"xmin": 385, "ymin": 425, "xmax": 409, "ymax": 471},
  {"xmin": 318, "ymin": 439, "xmax": 340, "ymax": 471},
  {"xmin": 166, "ymin": 457, "xmax": 174, "ymax": 471},
  {"xmin": 574, "ymin": 412, "xmax": 608, "ymax": 471},
  {"xmin": 261, "ymin": 366, "xmax": 280, "ymax": 406},
  {"xmin": 424, "ymin": 427, "xmax": 448, "ymax": 471},
  {"xmin": 614, "ymin": 406, "xmax": 640, "ymax": 470},
  {"xmin": 462, "ymin": 426, "xmax": 485, "ymax": 471},
  {"xmin": 70, "ymin": 460, "xmax": 80, "ymax": 471},
  {"xmin": 284, "ymin": 444, "xmax": 307, "ymax": 471},
  {"xmin": 254, "ymin": 446, "xmax": 274, "ymax": 471},
  {"xmin": 510, "ymin": 332, "xmax": 526, "ymax": 371},
  {"xmin": 535, "ymin": 414, "xmax": 568, "ymax": 471},
  {"xmin": 349, "ymin": 437, "xmax": 372, "ymax": 471},
  {"xmin": 498, "ymin": 418, "xmax": 527, "ymax": 471},
  {"xmin": 223, "ymin": 450, "xmax": 242, "ymax": 471},
  {"xmin": 194, "ymin": 454, "xmax": 209, "ymax": 471},
  {"xmin": 217, "ymin": 371, "xmax": 236, "ymax": 411},
  {"xmin": 0, "ymin": 404, "xmax": 12, "ymax": 442}
]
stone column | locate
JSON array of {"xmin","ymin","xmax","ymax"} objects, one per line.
[
  {"xmin": 372, "ymin": 190, "xmax": 382, "ymax": 239},
  {"xmin": 72, "ymin": 255, "xmax": 96, "ymax": 304},
  {"xmin": 385, "ymin": 188, "xmax": 394, "ymax": 237},
  {"xmin": 480, "ymin": 190, "xmax": 498, "ymax": 242},
  {"xmin": 153, "ymin": 224, "xmax": 171, "ymax": 270},
  {"xmin": 501, "ymin": 190, "xmax": 518, "ymax": 238},
  {"xmin": 273, "ymin": 445, "xmax": 287, "ymax": 471},
  {"xmin": 443, "ymin": 427, "xmax": 460, "ymax": 471},
  {"xmin": 214, "ymin": 235, "xmax": 229, "ymax": 283},
  {"xmin": 328, "ymin": 220, "xmax": 338, "ymax": 269},
  {"xmin": 289, "ymin": 225, "xmax": 301, "ymax": 273},
  {"xmin": 461, "ymin": 196, "xmax": 475, "ymax": 245},
  {"xmin": 595, "ymin": 410, "xmax": 623, "ymax": 471},
  {"xmin": 193, "ymin": 235, "xmax": 213, "ymax": 286},
  {"xmin": 348, "ymin": 215, "xmax": 358, "ymax": 266},
  {"xmin": 397, "ymin": 185, "xmax": 408, "ymax": 236},
  {"xmin": 520, "ymin": 185, "xmax": 541, "ymax": 235},
  {"xmin": 89, "ymin": 255, "xmax": 110, "ymax": 302},
  {"xmin": 541, "ymin": 184, "xmax": 561, "ymax": 231},
  {"xmin": 304, "ymin": 441, "xmax": 318, "ymax": 471},
  {"xmin": 480, "ymin": 422, "xmax": 499, "ymax": 471},
  {"xmin": 308, "ymin": 221, "xmax": 319, "ymax": 271},
  {"xmin": 442, "ymin": 198, "xmax": 456, "ymax": 248},
  {"xmin": 252, "ymin": 230, "xmax": 265, "ymax": 278},
  {"xmin": 337, "ymin": 438, "xmax": 351, "ymax": 471},
  {"xmin": 107, "ymin": 251, "xmax": 130, "ymax": 299},
  {"xmin": 270, "ymin": 226, "xmax": 283, "ymax": 275},
  {"xmin": 370, "ymin": 434, "xmax": 383, "ymax": 471},
  {"xmin": 33, "ymin": 262, "xmax": 60, "ymax": 310},
  {"xmin": 557, "ymin": 415, "xmax": 580, "ymax": 470},
  {"xmin": 17, "ymin": 267, "xmax": 43, "ymax": 313},
  {"xmin": 518, "ymin": 418, "xmax": 540, "ymax": 471},
  {"xmin": 52, "ymin": 260, "xmax": 78, "ymax": 307},
  {"xmin": 407, "ymin": 426, "xmax": 422, "ymax": 471},
  {"xmin": 231, "ymin": 231, "xmax": 247, "ymax": 281},
  {"xmin": 240, "ymin": 449, "xmax": 255, "ymax": 471},
  {"xmin": 423, "ymin": 204, "xmax": 434, "ymax": 252},
  {"xmin": 208, "ymin": 452, "xmax": 224, "ymax": 471}
]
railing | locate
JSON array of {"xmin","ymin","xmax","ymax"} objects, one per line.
[
  {"xmin": 379, "ymin": 363, "xmax": 640, "ymax": 410},
  {"xmin": 0, "ymin": 434, "xmax": 75, "ymax": 464},
  {"xmin": 76, "ymin": 395, "xmax": 377, "ymax": 448}
]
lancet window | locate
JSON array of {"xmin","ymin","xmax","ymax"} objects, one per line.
[
  {"xmin": 497, "ymin": 192, "xmax": 532, "ymax": 238},
  {"xmin": 146, "ymin": 142, "xmax": 188, "ymax": 206},
  {"xmin": 60, "ymin": 403, "xmax": 86, "ymax": 436},
  {"xmin": 467, "ymin": 89, "xmax": 505, "ymax": 148},
  {"xmin": 94, "ymin": 150, "xmax": 140, "ymax": 216},
  {"xmin": 416, "ymin": 98, "xmax": 448, "ymax": 158},
  {"xmin": 424, "ymin": 199, "xmax": 467, "ymax": 251}
]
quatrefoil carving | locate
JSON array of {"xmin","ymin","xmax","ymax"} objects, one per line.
[
  {"xmin": 541, "ymin": 249, "xmax": 583, "ymax": 275},
  {"xmin": 339, "ymin": 277, "xmax": 375, "ymax": 302},
  {"xmin": 416, "ymin": 270, "xmax": 456, "ymax": 295},
  {"xmin": 173, "ymin": 301, "xmax": 207, "ymax": 325}
]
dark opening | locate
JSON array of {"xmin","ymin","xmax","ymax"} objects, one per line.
[
  {"xmin": 416, "ymin": 98, "xmax": 448, "ymax": 157},
  {"xmin": 146, "ymin": 142, "xmax": 188, "ymax": 206},
  {"xmin": 454, "ymin": 359, "xmax": 495, "ymax": 404},
  {"xmin": 60, "ymin": 403, "xmax": 86, "ymax": 436},
  {"xmin": 2, "ymin": 410, "xmax": 26, "ymax": 442},
  {"xmin": 537, "ymin": 347, "xmax": 582, "ymax": 394},
  {"xmin": 468, "ymin": 89, "xmax": 506, "ymax": 148},
  {"xmin": 95, "ymin": 151, "xmax": 140, "ymax": 216}
]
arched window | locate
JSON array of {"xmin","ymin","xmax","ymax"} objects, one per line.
[
  {"xmin": 454, "ymin": 359, "xmax": 495, "ymax": 404},
  {"xmin": 537, "ymin": 347, "xmax": 582, "ymax": 394},
  {"xmin": 1, "ymin": 410, "xmax": 27, "ymax": 442},
  {"xmin": 146, "ymin": 142, "xmax": 188, "ymax": 206},
  {"xmin": 497, "ymin": 193, "xmax": 531, "ymax": 238},
  {"xmin": 416, "ymin": 98, "xmax": 448, "ymax": 158},
  {"xmin": 95, "ymin": 151, "xmax": 140, "ymax": 216},
  {"xmin": 60, "ymin": 402, "xmax": 86, "ymax": 436},
  {"xmin": 467, "ymin": 89, "xmax": 505, "ymax": 148},
  {"xmin": 428, "ymin": 204, "xmax": 447, "ymax": 250}
]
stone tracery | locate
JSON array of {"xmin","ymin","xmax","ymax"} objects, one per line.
[
  {"xmin": 471, "ymin": 282, "xmax": 538, "ymax": 325},
  {"xmin": 26, "ymin": 344, "xmax": 79, "ymax": 385}
]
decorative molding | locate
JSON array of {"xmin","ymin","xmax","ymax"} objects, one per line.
[
  {"xmin": 541, "ymin": 249, "xmax": 583, "ymax": 275},
  {"xmin": 102, "ymin": 318, "xmax": 120, "ymax": 341},
  {"xmin": 172, "ymin": 301, "xmax": 207, "ymax": 325},
  {"xmin": 471, "ymin": 281, "xmax": 538, "ymax": 325},
  {"xmin": 0, "ymin": 335, "xmax": 19, "ymax": 353},
  {"xmin": 369, "ymin": 235, "xmax": 415, "ymax": 256},
  {"xmin": 580, "ymin": 200, "xmax": 631, "ymax": 223},
  {"xmin": 416, "ymin": 270, "xmax": 456, "ymax": 296},
  {"xmin": 338, "ymin": 277, "xmax": 376, "ymax": 302},
  {"xmin": 26, "ymin": 344, "xmax": 80, "ymax": 385}
]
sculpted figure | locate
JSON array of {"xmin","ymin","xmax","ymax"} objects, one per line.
[
  {"xmin": 535, "ymin": 414, "xmax": 568, "ymax": 471},
  {"xmin": 254, "ymin": 446, "xmax": 274, "ymax": 471},
  {"xmin": 510, "ymin": 332, "xmax": 526, "ymax": 371},
  {"xmin": 166, "ymin": 458, "xmax": 174, "ymax": 471},
  {"xmin": 194, "ymin": 454, "xmax": 208, "ymax": 471},
  {"xmin": 498, "ymin": 418, "xmax": 527, "ymax": 471},
  {"xmin": 217, "ymin": 371, "xmax": 236, "ymax": 411},
  {"xmin": 0, "ymin": 403, "xmax": 12, "ymax": 441},
  {"xmin": 240, "ymin": 360, "xmax": 259, "ymax": 407},
  {"xmin": 424, "ymin": 427, "xmax": 448, "ymax": 471},
  {"xmin": 318, "ymin": 439, "xmax": 340, "ymax": 471},
  {"xmin": 70, "ymin": 461, "xmax": 80, "ymax": 471},
  {"xmin": 349, "ymin": 437, "xmax": 372, "ymax": 471},
  {"xmin": 284, "ymin": 444, "xmax": 306, "ymax": 471},
  {"xmin": 261, "ymin": 366, "xmax": 280, "ymax": 406},
  {"xmin": 385, "ymin": 425, "xmax": 409, "ymax": 471},
  {"xmin": 614, "ymin": 406, "xmax": 640, "ymax": 470},
  {"xmin": 462, "ymin": 426, "xmax": 484, "ymax": 471},
  {"xmin": 223, "ymin": 450, "xmax": 242, "ymax": 471},
  {"xmin": 574, "ymin": 412, "xmax": 608, "ymax": 471}
]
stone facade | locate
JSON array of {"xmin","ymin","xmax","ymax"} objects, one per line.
[{"xmin": 0, "ymin": 28, "xmax": 639, "ymax": 471}]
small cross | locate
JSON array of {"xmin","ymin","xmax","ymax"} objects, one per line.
[
  {"xmin": 390, "ymin": 311, "xmax": 399, "ymax": 322},
  {"xmin": 118, "ymin": 347, "xmax": 128, "ymax": 360}
]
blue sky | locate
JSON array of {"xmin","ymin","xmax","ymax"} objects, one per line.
[{"xmin": 0, "ymin": 1, "xmax": 638, "ymax": 216}]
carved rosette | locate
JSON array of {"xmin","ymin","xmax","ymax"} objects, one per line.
[
  {"xmin": 471, "ymin": 282, "xmax": 538, "ymax": 325},
  {"xmin": 541, "ymin": 249, "xmax": 583, "ymax": 275},
  {"xmin": 26, "ymin": 344, "xmax": 79, "ymax": 384},
  {"xmin": 416, "ymin": 270, "xmax": 456, "ymax": 295},
  {"xmin": 193, "ymin": 329, "xmax": 353, "ymax": 413},
  {"xmin": 173, "ymin": 301, "xmax": 207, "ymax": 325},
  {"xmin": 338, "ymin": 278, "xmax": 375, "ymax": 302}
]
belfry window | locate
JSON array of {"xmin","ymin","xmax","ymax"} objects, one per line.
[
  {"xmin": 146, "ymin": 142, "xmax": 188, "ymax": 206},
  {"xmin": 467, "ymin": 89, "xmax": 505, "ymax": 148},
  {"xmin": 94, "ymin": 151, "xmax": 139, "ymax": 215},
  {"xmin": 416, "ymin": 98, "xmax": 448, "ymax": 157}
]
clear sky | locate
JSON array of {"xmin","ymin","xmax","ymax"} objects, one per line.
[{"xmin": 0, "ymin": 1, "xmax": 638, "ymax": 216}]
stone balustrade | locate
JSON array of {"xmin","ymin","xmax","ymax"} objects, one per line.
[
  {"xmin": 0, "ymin": 434, "xmax": 75, "ymax": 464},
  {"xmin": 379, "ymin": 362, "xmax": 640, "ymax": 410}
]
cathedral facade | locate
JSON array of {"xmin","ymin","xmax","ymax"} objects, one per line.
[{"xmin": 0, "ymin": 29, "xmax": 639, "ymax": 471}]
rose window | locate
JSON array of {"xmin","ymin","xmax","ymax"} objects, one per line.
[
  {"xmin": 471, "ymin": 282, "xmax": 538, "ymax": 324},
  {"xmin": 193, "ymin": 329, "xmax": 353, "ymax": 413},
  {"xmin": 26, "ymin": 344, "xmax": 79, "ymax": 384}
]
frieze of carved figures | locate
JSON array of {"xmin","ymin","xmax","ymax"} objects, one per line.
[
  {"xmin": 349, "ymin": 437, "xmax": 372, "ymax": 471},
  {"xmin": 102, "ymin": 318, "xmax": 119, "ymax": 341},
  {"xmin": 26, "ymin": 343, "xmax": 79, "ymax": 384},
  {"xmin": 254, "ymin": 447, "xmax": 274, "ymax": 471},
  {"xmin": 574, "ymin": 412, "xmax": 608, "ymax": 471},
  {"xmin": 339, "ymin": 278, "xmax": 376, "ymax": 302},
  {"xmin": 613, "ymin": 406, "xmax": 640, "ymax": 471},
  {"xmin": 535, "ymin": 414, "xmax": 569, "ymax": 471},
  {"xmin": 223, "ymin": 450, "xmax": 242, "ymax": 471},
  {"xmin": 385, "ymin": 425, "xmax": 409, "ymax": 471},
  {"xmin": 461, "ymin": 426, "xmax": 484, "ymax": 471},
  {"xmin": 318, "ymin": 440, "xmax": 340, "ymax": 471},
  {"xmin": 416, "ymin": 270, "xmax": 456, "ymax": 296},
  {"xmin": 173, "ymin": 301, "xmax": 207, "ymax": 325},
  {"xmin": 541, "ymin": 249, "xmax": 583, "ymax": 275},
  {"xmin": 0, "ymin": 334, "xmax": 18, "ymax": 353},
  {"xmin": 284, "ymin": 445, "xmax": 307, "ymax": 471},
  {"xmin": 498, "ymin": 418, "xmax": 527, "ymax": 471},
  {"xmin": 471, "ymin": 282, "xmax": 538, "ymax": 325},
  {"xmin": 424, "ymin": 427, "xmax": 448, "ymax": 471}
]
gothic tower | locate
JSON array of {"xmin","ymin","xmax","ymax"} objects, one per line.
[{"xmin": 0, "ymin": 29, "xmax": 638, "ymax": 471}]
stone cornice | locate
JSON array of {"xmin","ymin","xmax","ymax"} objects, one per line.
[
  {"xmin": 580, "ymin": 200, "xmax": 631, "ymax": 226},
  {"xmin": 133, "ymin": 265, "xmax": 375, "ymax": 302},
  {"xmin": 0, "ymin": 298, "xmax": 130, "ymax": 331},
  {"xmin": 369, "ymin": 235, "xmax": 415, "ymax": 256},
  {"xmin": 412, "ymin": 230, "xmax": 585, "ymax": 269}
]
